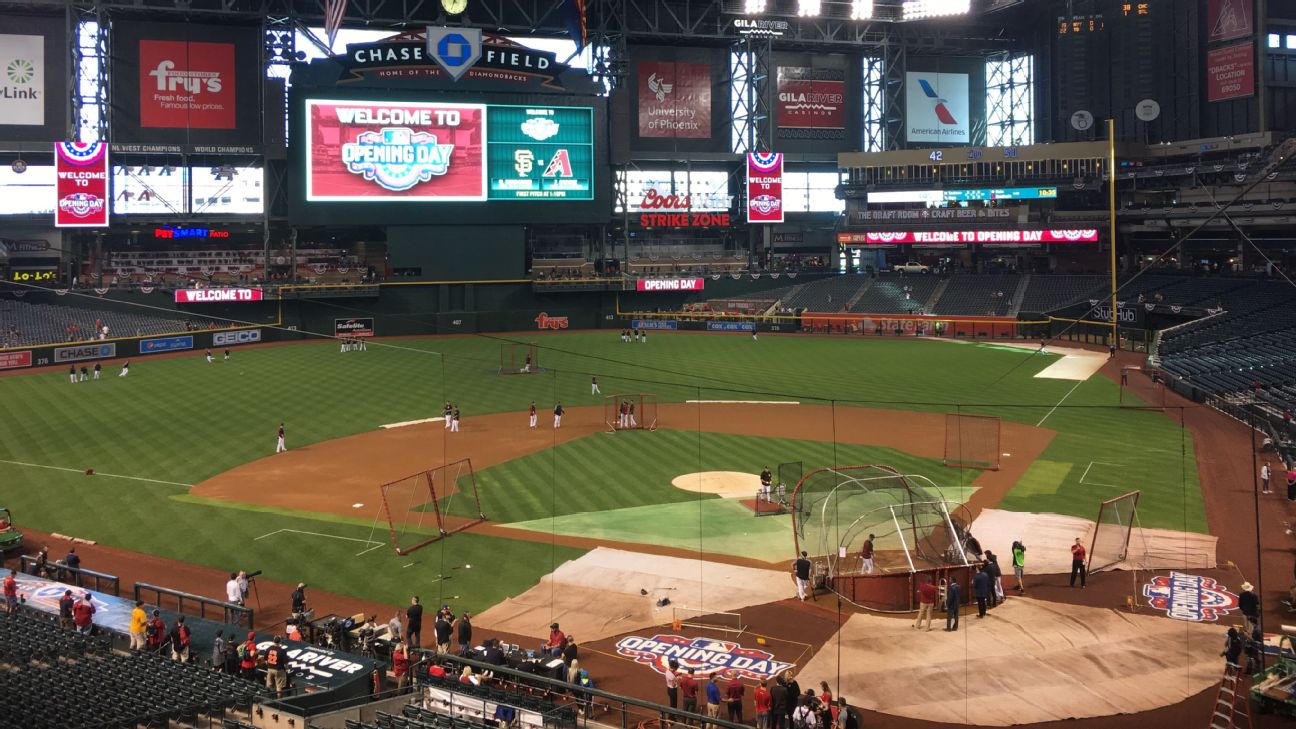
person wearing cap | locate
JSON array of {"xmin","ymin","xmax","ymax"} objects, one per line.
[
  {"xmin": 146, "ymin": 609, "xmax": 166, "ymax": 651},
  {"xmin": 168, "ymin": 616, "xmax": 192, "ymax": 662},
  {"xmin": 391, "ymin": 640, "xmax": 411, "ymax": 690},
  {"xmin": 129, "ymin": 600, "xmax": 148, "ymax": 650},
  {"xmin": 546, "ymin": 623, "xmax": 566, "ymax": 657},
  {"xmin": 434, "ymin": 610, "xmax": 453, "ymax": 654},
  {"xmin": 57, "ymin": 590, "xmax": 75, "ymax": 629},
  {"xmin": 2, "ymin": 570, "xmax": 18, "ymax": 614},
  {"xmin": 1239, "ymin": 581, "xmax": 1260, "ymax": 634},
  {"xmin": 265, "ymin": 635, "xmax": 289, "ymax": 698},
  {"xmin": 240, "ymin": 631, "xmax": 260, "ymax": 679},
  {"xmin": 1069, "ymin": 538, "xmax": 1087, "ymax": 588}
]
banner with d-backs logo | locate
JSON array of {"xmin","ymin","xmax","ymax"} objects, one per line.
[
  {"xmin": 746, "ymin": 153, "xmax": 784, "ymax": 224},
  {"xmin": 637, "ymin": 60, "xmax": 711, "ymax": 139},
  {"xmin": 615, "ymin": 634, "xmax": 792, "ymax": 681},
  {"xmin": 335, "ymin": 317, "xmax": 375, "ymax": 337},
  {"xmin": 305, "ymin": 99, "xmax": 486, "ymax": 201},
  {"xmin": 54, "ymin": 142, "xmax": 109, "ymax": 228}
]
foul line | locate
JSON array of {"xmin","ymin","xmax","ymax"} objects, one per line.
[
  {"xmin": 381, "ymin": 417, "xmax": 444, "ymax": 429},
  {"xmin": 1079, "ymin": 461, "xmax": 1126, "ymax": 488},
  {"xmin": 685, "ymin": 400, "xmax": 801, "ymax": 405},
  {"xmin": 255, "ymin": 528, "xmax": 386, "ymax": 556},
  {"xmin": 1035, "ymin": 379, "xmax": 1085, "ymax": 427},
  {"xmin": 0, "ymin": 459, "xmax": 191, "ymax": 487}
]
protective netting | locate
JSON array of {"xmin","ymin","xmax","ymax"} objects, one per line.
[
  {"xmin": 1089, "ymin": 490, "xmax": 1140, "ymax": 573},
  {"xmin": 944, "ymin": 413, "xmax": 1002, "ymax": 470},
  {"xmin": 792, "ymin": 465, "xmax": 969, "ymax": 579},
  {"xmin": 499, "ymin": 342, "xmax": 539, "ymax": 375},
  {"xmin": 379, "ymin": 458, "xmax": 484, "ymax": 555},
  {"xmin": 604, "ymin": 394, "xmax": 658, "ymax": 431}
]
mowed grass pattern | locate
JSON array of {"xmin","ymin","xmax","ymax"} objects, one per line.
[{"xmin": 0, "ymin": 331, "xmax": 1206, "ymax": 612}]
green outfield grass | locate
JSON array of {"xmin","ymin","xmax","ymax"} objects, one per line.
[{"xmin": 0, "ymin": 330, "xmax": 1206, "ymax": 609}]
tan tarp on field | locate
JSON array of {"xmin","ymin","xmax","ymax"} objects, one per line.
[
  {"xmin": 798, "ymin": 597, "xmax": 1224, "ymax": 726},
  {"xmin": 475, "ymin": 547, "xmax": 793, "ymax": 642}
]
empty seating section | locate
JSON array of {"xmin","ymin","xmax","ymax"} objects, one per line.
[
  {"xmin": 1112, "ymin": 274, "xmax": 1252, "ymax": 307},
  {"xmin": 932, "ymin": 274, "xmax": 1020, "ymax": 316},
  {"xmin": 0, "ymin": 612, "xmax": 262, "ymax": 729},
  {"xmin": 1016, "ymin": 275, "xmax": 1108, "ymax": 313},
  {"xmin": 850, "ymin": 274, "xmax": 940, "ymax": 314},
  {"xmin": 780, "ymin": 276, "xmax": 869, "ymax": 311},
  {"xmin": 0, "ymin": 299, "xmax": 190, "ymax": 348}
]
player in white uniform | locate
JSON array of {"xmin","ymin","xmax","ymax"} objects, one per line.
[
  {"xmin": 276, "ymin": 423, "xmax": 287, "ymax": 453},
  {"xmin": 450, "ymin": 406, "xmax": 461, "ymax": 432},
  {"xmin": 553, "ymin": 402, "xmax": 564, "ymax": 428},
  {"xmin": 528, "ymin": 402, "xmax": 537, "ymax": 429},
  {"xmin": 118, "ymin": 361, "xmax": 130, "ymax": 377},
  {"xmin": 206, "ymin": 349, "xmax": 214, "ymax": 364}
]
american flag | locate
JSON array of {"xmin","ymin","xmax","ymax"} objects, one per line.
[{"xmin": 324, "ymin": 0, "xmax": 347, "ymax": 50}]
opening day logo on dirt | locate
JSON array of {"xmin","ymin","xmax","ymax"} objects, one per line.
[
  {"xmin": 1142, "ymin": 572, "xmax": 1239, "ymax": 622},
  {"xmin": 614, "ymin": 634, "xmax": 792, "ymax": 681}
]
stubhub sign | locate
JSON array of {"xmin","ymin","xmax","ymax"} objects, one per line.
[{"xmin": 174, "ymin": 288, "xmax": 264, "ymax": 304}]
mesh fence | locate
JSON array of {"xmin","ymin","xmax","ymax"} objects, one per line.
[
  {"xmin": 1089, "ymin": 490, "xmax": 1140, "ymax": 572},
  {"xmin": 944, "ymin": 413, "xmax": 1001, "ymax": 470},
  {"xmin": 379, "ymin": 459, "xmax": 483, "ymax": 555}
]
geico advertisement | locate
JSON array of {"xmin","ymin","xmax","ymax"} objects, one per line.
[{"xmin": 305, "ymin": 99, "xmax": 486, "ymax": 201}]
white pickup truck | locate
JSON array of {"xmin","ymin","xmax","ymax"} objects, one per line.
[{"xmin": 892, "ymin": 261, "xmax": 931, "ymax": 274}]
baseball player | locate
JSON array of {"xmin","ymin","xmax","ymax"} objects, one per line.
[
  {"xmin": 206, "ymin": 349, "xmax": 214, "ymax": 364},
  {"xmin": 69, "ymin": 364, "xmax": 76, "ymax": 384},
  {"xmin": 628, "ymin": 402, "xmax": 637, "ymax": 428},
  {"xmin": 119, "ymin": 360, "xmax": 130, "ymax": 377},
  {"xmin": 451, "ymin": 405, "xmax": 461, "ymax": 433},
  {"xmin": 358, "ymin": 337, "xmax": 367, "ymax": 351},
  {"xmin": 79, "ymin": 366, "xmax": 88, "ymax": 382},
  {"xmin": 276, "ymin": 423, "xmax": 287, "ymax": 453},
  {"xmin": 224, "ymin": 349, "xmax": 230, "ymax": 361},
  {"xmin": 93, "ymin": 362, "xmax": 100, "ymax": 380},
  {"xmin": 860, "ymin": 534, "xmax": 876, "ymax": 575},
  {"xmin": 759, "ymin": 466, "xmax": 772, "ymax": 501},
  {"xmin": 752, "ymin": 329, "xmax": 758, "ymax": 342},
  {"xmin": 591, "ymin": 376, "xmax": 600, "ymax": 395},
  {"xmin": 553, "ymin": 402, "xmax": 564, "ymax": 429},
  {"xmin": 443, "ymin": 402, "xmax": 452, "ymax": 429},
  {"xmin": 618, "ymin": 400, "xmax": 628, "ymax": 429},
  {"xmin": 528, "ymin": 401, "xmax": 537, "ymax": 429}
]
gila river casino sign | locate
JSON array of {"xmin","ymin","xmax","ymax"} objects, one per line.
[
  {"xmin": 1143, "ymin": 572, "xmax": 1239, "ymax": 622},
  {"xmin": 54, "ymin": 141, "xmax": 110, "ymax": 228},
  {"xmin": 615, "ymin": 635, "xmax": 792, "ymax": 681}
]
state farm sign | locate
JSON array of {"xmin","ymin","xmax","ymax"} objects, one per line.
[
  {"xmin": 636, "ymin": 278, "xmax": 705, "ymax": 292},
  {"xmin": 174, "ymin": 288, "xmax": 264, "ymax": 303}
]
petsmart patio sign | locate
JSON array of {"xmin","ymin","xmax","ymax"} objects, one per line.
[
  {"xmin": 1142, "ymin": 572, "xmax": 1239, "ymax": 622},
  {"xmin": 615, "ymin": 634, "xmax": 792, "ymax": 681}
]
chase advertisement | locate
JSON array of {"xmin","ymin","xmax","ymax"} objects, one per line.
[{"xmin": 305, "ymin": 100, "xmax": 593, "ymax": 202}]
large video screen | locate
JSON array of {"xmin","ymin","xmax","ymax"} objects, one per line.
[{"xmin": 304, "ymin": 99, "xmax": 593, "ymax": 203}]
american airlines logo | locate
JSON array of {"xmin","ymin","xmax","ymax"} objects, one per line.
[{"xmin": 917, "ymin": 78, "xmax": 957, "ymax": 125}]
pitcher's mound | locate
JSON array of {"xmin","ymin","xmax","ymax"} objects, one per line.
[{"xmin": 671, "ymin": 471, "xmax": 761, "ymax": 498}]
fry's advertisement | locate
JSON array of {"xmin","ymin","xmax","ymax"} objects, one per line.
[
  {"xmin": 139, "ymin": 40, "xmax": 236, "ymax": 129},
  {"xmin": 306, "ymin": 99, "xmax": 487, "ymax": 201}
]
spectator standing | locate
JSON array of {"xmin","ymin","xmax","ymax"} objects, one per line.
[
  {"xmin": 456, "ymin": 611, "xmax": 473, "ymax": 655},
  {"xmin": 1069, "ymin": 538, "xmax": 1087, "ymax": 588},
  {"xmin": 212, "ymin": 630, "xmax": 226, "ymax": 672},
  {"xmin": 665, "ymin": 666, "xmax": 680, "ymax": 710},
  {"xmin": 944, "ymin": 580, "xmax": 961, "ymax": 632},
  {"xmin": 561, "ymin": 636, "xmax": 578, "ymax": 666},
  {"xmin": 387, "ymin": 611, "xmax": 403, "ymax": 643},
  {"xmin": 973, "ymin": 566, "xmax": 991, "ymax": 618},
  {"xmin": 836, "ymin": 699, "xmax": 857, "ymax": 729},
  {"xmin": 391, "ymin": 641, "xmax": 410, "ymax": 691},
  {"xmin": 680, "ymin": 667, "xmax": 699, "ymax": 719},
  {"xmin": 725, "ymin": 674, "xmax": 746, "ymax": 723},
  {"xmin": 984, "ymin": 550, "xmax": 1005, "ymax": 606},
  {"xmin": 2, "ymin": 570, "xmax": 17, "ymax": 613},
  {"xmin": 817, "ymin": 682, "xmax": 833, "ymax": 727},
  {"xmin": 237, "ymin": 571, "xmax": 250, "ymax": 603},
  {"xmin": 239, "ymin": 632, "xmax": 259, "ymax": 680},
  {"xmin": 434, "ymin": 610, "xmax": 453, "ymax": 654},
  {"xmin": 792, "ymin": 696, "xmax": 819, "ymax": 729},
  {"xmin": 1262, "ymin": 461, "xmax": 1272, "ymax": 495},
  {"xmin": 265, "ymin": 636, "xmax": 289, "ymax": 698},
  {"xmin": 1012, "ymin": 541, "xmax": 1027, "ymax": 594},
  {"xmin": 784, "ymin": 674, "xmax": 801, "ymax": 729},
  {"xmin": 913, "ymin": 576, "xmax": 937, "ymax": 631},
  {"xmin": 291, "ymin": 583, "xmax": 307, "ymax": 616},
  {"xmin": 57, "ymin": 589, "xmax": 75, "ymax": 629},
  {"xmin": 65, "ymin": 548, "xmax": 81, "ymax": 577},
  {"xmin": 146, "ymin": 610, "xmax": 166, "ymax": 651},
  {"xmin": 32, "ymin": 547, "xmax": 50, "ymax": 578},
  {"xmin": 72, "ymin": 592, "xmax": 95, "ymax": 634},
  {"xmin": 406, "ymin": 596, "xmax": 423, "ymax": 648},
  {"xmin": 705, "ymin": 675, "xmax": 723, "ymax": 724},
  {"xmin": 770, "ymin": 677, "xmax": 789, "ymax": 729},
  {"xmin": 754, "ymin": 679, "xmax": 772, "ymax": 729},
  {"xmin": 1238, "ymin": 582, "xmax": 1260, "ymax": 634},
  {"xmin": 129, "ymin": 600, "xmax": 148, "ymax": 649},
  {"xmin": 168, "ymin": 616, "xmax": 192, "ymax": 662}
]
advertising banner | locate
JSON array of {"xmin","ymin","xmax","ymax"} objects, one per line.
[
  {"xmin": 636, "ymin": 278, "xmax": 705, "ymax": 292},
  {"xmin": 0, "ymin": 16, "xmax": 67, "ymax": 142},
  {"xmin": 174, "ymin": 288, "xmax": 264, "ymax": 303},
  {"xmin": 0, "ymin": 34, "xmax": 44, "ymax": 125},
  {"xmin": 637, "ymin": 60, "xmax": 712, "ymax": 139},
  {"xmin": 139, "ymin": 335, "xmax": 194, "ymax": 354},
  {"xmin": 905, "ymin": 72, "xmax": 970, "ymax": 144},
  {"xmin": 632, "ymin": 319, "xmax": 679, "ymax": 330},
  {"xmin": 111, "ymin": 22, "xmax": 261, "ymax": 146},
  {"xmin": 707, "ymin": 321, "xmax": 756, "ymax": 332},
  {"xmin": 213, "ymin": 329, "xmax": 262, "ymax": 346},
  {"xmin": 776, "ymin": 66, "xmax": 845, "ymax": 140},
  {"xmin": 746, "ymin": 153, "xmax": 784, "ymax": 224},
  {"xmin": 334, "ymin": 317, "xmax": 375, "ymax": 337},
  {"xmin": 1206, "ymin": 42, "xmax": 1255, "ymax": 103},
  {"xmin": 1207, "ymin": 0, "xmax": 1253, "ymax": 43},
  {"xmin": 838, "ymin": 230, "xmax": 1099, "ymax": 245},
  {"xmin": 54, "ymin": 343, "xmax": 116, "ymax": 363},
  {"xmin": 54, "ymin": 142, "xmax": 110, "ymax": 228},
  {"xmin": 0, "ymin": 351, "xmax": 33, "ymax": 370},
  {"xmin": 305, "ymin": 99, "xmax": 486, "ymax": 201}
]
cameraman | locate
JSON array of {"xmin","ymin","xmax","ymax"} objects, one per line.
[{"xmin": 1011, "ymin": 541, "xmax": 1026, "ymax": 594}]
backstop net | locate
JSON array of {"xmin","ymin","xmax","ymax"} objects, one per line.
[
  {"xmin": 604, "ymin": 394, "xmax": 658, "ymax": 432},
  {"xmin": 378, "ymin": 458, "xmax": 486, "ymax": 555},
  {"xmin": 499, "ymin": 342, "xmax": 539, "ymax": 375},
  {"xmin": 943, "ymin": 413, "xmax": 1001, "ymax": 470},
  {"xmin": 792, "ymin": 465, "xmax": 969, "ymax": 581},
  {"xmin": 1088, "ymin": 490, "xmax": 1140, "ymax": 573}
]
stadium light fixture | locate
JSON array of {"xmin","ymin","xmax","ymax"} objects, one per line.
[
  {"xmin": 850, "ymin": 0, "xmax": 874, "ymax": 20},
  {"xmin": 743, "ymin": 0, "xmax": 766, "ymax": 13},
  {"xmin": 902, "ymin": 0, "xmax": 971, "ymax": 20},
  {"xmin": 797, "ymin": 0, "xmax": 821, "ymax": 17}
]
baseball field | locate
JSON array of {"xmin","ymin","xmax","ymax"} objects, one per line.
[{"xmin": 0, "ymin": 330, "xmax": 1205, "ymax": 620}]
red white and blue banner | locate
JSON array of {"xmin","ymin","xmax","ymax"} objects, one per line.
[
  {"xmin": 839, "ymin": 229, "xmax": 1099, "ymax": 245},
  {"xmin": 1142, "ymin": 572, "xmax": 1239, "ymax": 622},
  {"xmin": 615, "ymin": 634, "xmax": 792, "ymax": 681},
  {"xmin": 54, "ymin": 141, "xmax": 110, "ymax": 228},
  {"xmin": 746, "ymin": 152, "xmax": 783, "ymax": 224}
]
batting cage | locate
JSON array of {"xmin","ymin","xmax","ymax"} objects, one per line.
[
  {"xmin": 499, "ymin": 342, "xmax": 539, "ymax": 375},
  {"xmin": 791, "ymin": 465, "xmax": 973, "ymax": 611},
  {"xmin": 378, "ymin": 458, "xmax": 486, "ymax": 555},
  {"xmin": 604, "ymin": 393, "xmax": 658, "ymax": 432},
  {"xmin": 943, "ymin": 413, "xmax": 1001, "ymax": 470},
  {"xmin": 1088, "ymin": 490, "xmax": 1140, "ymax": 573}
]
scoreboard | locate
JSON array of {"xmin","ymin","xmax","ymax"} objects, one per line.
[{"xmin": 486, "ymin": 106, "xmax": 593, "ymax": 201}]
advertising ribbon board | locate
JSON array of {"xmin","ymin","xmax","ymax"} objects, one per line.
[
  {"xmin": 54, "ymin": 142, "xmax": 110, "ymax": 228},
  {"xmin": 839, "ymin": 230, "xmax": 1099, "ymax": 245},
  {"xmin": 746, "ymin": 153, "xmax": 784, "ymax": 224},
  {"xmin": 636, "ymin": 278, "xmax": 704, "ymax": 292},
  {"xmin": 334, "ymin": 317, "xmax": 375, "ymax": 337},
  {"xmin": 707, "ymin": 321, "xmax": 756, "ymax": 332},
  {"xmin": 631, "ymin": 319, "xmax": 679, "ymax": 330},
  {"xmin": 174, "ymin": 288, "xmax": 264, "ymax": 303},
  {"xmin": 140, "ymin": 335, "xmax": 194, "ymax": 354},
  {"xmin": 0, "ymin": 351, "xmax": 33, "ymax": 370}
]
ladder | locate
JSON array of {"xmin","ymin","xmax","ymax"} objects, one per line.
[{"xmin": 1208, "ymin": 663, "xmax": 1253, "ymax": 729}]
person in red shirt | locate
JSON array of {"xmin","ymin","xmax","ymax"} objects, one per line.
[
  {"xmin": 72, "ymin": 593, "xmax": 96, "ymax": 634},
  {"xmin": 679, "ymin": 668, "xmax": 699, "ymax": 717},
  {"xmin": 546, "ymin": 623, "xmax": 566, "ymax": 656},
  {"xmin": 391, "ymin": 642, "xmax": 411, "ymax": 690},
  {"xmin": 2, "ymin": 570, "xmax": 18, "ymax": 614},
  {"xmin": 240, "ymin": 632, "xmax": 260, "ymax": 679},
  {"xmin": 146, "ymin": 610, "xmax": 166, "ymax": 651},
  {"xmin": 1069, "ymin": 537, "xmax": 1087, "ymax": 588},
  {"xmin": 913, "ymin": 576, "xmax": 938, "ymax": 631},
  {"xmin": 754, "ymin": 679, "xmax": 772, "ymax": 729},
  {"xmin": 725, "ymin": 675, "xmax": 746, "ymax": 723}
]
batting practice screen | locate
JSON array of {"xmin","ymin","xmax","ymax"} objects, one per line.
[
  {"xmin": 943, "ymin": 413, "xmax": 1001, "ymax": 471},
  {"xmin": 378, "ymin": 458, "xmax": 485, "ymax": 555}
]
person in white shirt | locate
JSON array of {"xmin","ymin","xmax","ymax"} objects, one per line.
[
  {"xmin": 1262, "ymin": 462, "xmax": 1272, "ymax": 495},
  {"xmin": 225, "ymin": 573, "xmax": 243, "ymax": 605}
]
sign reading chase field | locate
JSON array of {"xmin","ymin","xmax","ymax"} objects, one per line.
[{"xmin": 615, "ymin": 634, "xmax": 792, "ymax": 681}]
